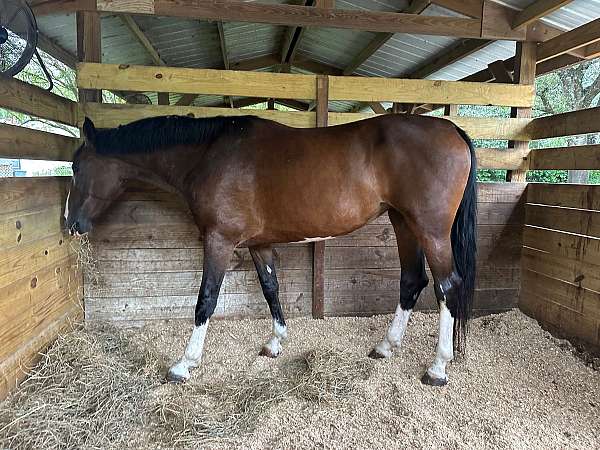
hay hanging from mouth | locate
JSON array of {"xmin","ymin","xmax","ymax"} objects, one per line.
[
  {"xmin": 70, "ymin": 233, "xmax": 102, "ymax": 287},
  {"xmin": 0, "ymin": 326, "xmax": 373, "ymax": 449}
]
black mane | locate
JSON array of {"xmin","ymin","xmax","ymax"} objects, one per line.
[{"xmin": 91, "ymin": 115, "xmax": 258, "ymax": 155}]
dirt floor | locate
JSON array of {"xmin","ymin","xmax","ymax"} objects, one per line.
[{"xmin": 1, "ymin": 309, "xmax": 599, "ymax": 449}]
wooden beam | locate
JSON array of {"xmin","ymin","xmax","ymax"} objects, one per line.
[
  {"xmin": 328, "ymin": 76, "xmax": 534, "ymax": 107},
  {"xmin": 76, "ymin": 10, "xmax": 101, "ymax": 103},
  {"xmin": 230, "ymin": 54, "xmax": 279, "ymax": 71},
  {"xmin": 157, "ymin": 92, "xmax": 170, "ymax": 105},
  {"xmin": 529, "ymin": 107, "xmax": 600, "ymax": 139},
  {"xmin": 0, "ymin": 77, "xmax": 78, "ymax": 127},
  {"xmin": 481, "ymin": 0, "xmax": 527, "ymax": 41},
  {"xmin": 78, "ymin": 63, "xmax": 318, "ymax": 100},
  {"xmin": 342, "ymin": 0, "xmax": 431, "ymax": 76},
  {"xmin": 0, "ymin": 124, "xmax": 80, "ymax": 161},
  {"xmin": 408, "ymin": 39, "xmax": 491, "ymax": 79},
  {"xmin": 80, "ymin": 103, "xmax": 317, "ymax": 129},
  {"xmin": 507, "ymin": 41, "xmax": 536, "ymax": 183},
  {"xmin": 487, "ymin": 59, "xmax": 513, "ymax": 83},
  {"xmin": 328, "ymin": 113, "xmax": 534, "ymax": 140},
  {"xmin": 121, "ymin": 15, "xmax": 165, "ymax": 66},
  {"xmin": 294, "ymin": 57, "xmax": 343, "ymax": 76},
  {"xmin": 430, "ymin": 0, "xmax": 483, "ymax": 19},
  {"xmin": 280, "ymin": 0, "xmax": 312, "ymax": 67},
  {"xmin": 92, "ymin": 1, "xmax": 490, "ymax": 40},
  {"xmin": 368, "ymin": 102, "xmax": 387, "ymax": 114},
  {"xmin": 216, "ymin": 21, "xmax": 234, "ymax": 108},
  {"xmin": 37, "ymin": 33, "xmax": 77, "ymax": 69},
  {"xmin": 312, "ymin": 75, "xmax": 328, "ymax": 320},
  {"xmin": 512, "ymin": 0, "xmax": 574, "ymax": 29},
  {"xmin": 537, "ymin": 18, "xmax": 600, "ymax": 63},
  {"xmin": 530, "ymin": 145, "xmax": 600, "ymax": 170}
]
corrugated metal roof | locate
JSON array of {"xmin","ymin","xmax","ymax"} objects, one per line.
[
  {"xmin": 497, "ymin": 0, "xmax": 600, "ymax": 30},
  {"xmin": 32, "ymin": 0, "xmax": 600, "ymax": 107}
]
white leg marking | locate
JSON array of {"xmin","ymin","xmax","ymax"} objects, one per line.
[
  {"xmin": 262, "ymin": 319, "xmax": 287, "ymax": 357},
  {"xmin": 168, "ymin": 320, "xmax": 210, "ymax": 381},
  {"xmin": 427, "ymin": 302, "xmax": 454, "ymax": 381},
  {"xmin": 64, "ymin": 190, "xmax": 70, "ymax": 222},
  {"xmin": 290, "ymin": 236, "xmax": 334, "ymax": 244},
  {"xmin": 374, "ymin": 305, "xmax": 412, "ymax": 357},
  {"xmin": 266, "ymin": 265, "xmax": 272, "ymax": 274}
]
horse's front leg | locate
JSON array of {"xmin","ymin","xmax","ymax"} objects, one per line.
[{"xmin": 166, "ymin": 231, "xmax": 234, "ymax": 383}]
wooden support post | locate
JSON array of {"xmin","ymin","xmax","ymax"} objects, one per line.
[
  {"xmin": 444, "ymin": 104, "xmax": 459, "ymax": 116},
  {"xmin": 507, "ymin": 41, "xmax": 536, "ymax": 182},
  {"xmin": 312, "ymin": 75, "xmax": 328, "ymax": 319},
  {"xmin": 76, "ymin": 11, "xmax": 101, "ymax": 103},
  {"xmin": 267, "ymin": 98, "xmax": 275, "ymax": 110},
  {"xmin": 157, "ymin": 92, "xmax": 170, "ymax": 105}
]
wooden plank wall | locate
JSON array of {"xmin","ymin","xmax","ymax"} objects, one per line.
[
  {"xmin": 84, "ymin": 183, "xmax": 313, "ymax": 324},
  {"xmin": 0, "ymin": 178, "xmax": 83, "ymax": 400},
  {"xmin": 520, "ymin": 184, "xmax": 600, "ymax": 350},
  {"xmin": 324, "ymin": 183, "xmax": 527, "ymax": 316},
  {"xmin": 85, "ymin": 182, "xmax": 526, "ymax": 324}
]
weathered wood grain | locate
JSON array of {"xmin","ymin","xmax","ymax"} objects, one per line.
[{"xmin": 0, "ymin": 124, "xmax": 81, "ymax": 161}]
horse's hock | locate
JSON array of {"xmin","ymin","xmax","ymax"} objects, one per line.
[{"xmin": 2, "ymin": 1, "xmax": 600, "ymax": 447}]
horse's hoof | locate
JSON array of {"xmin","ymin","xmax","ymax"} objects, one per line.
[
  {"xmin": 420, "ymin": 371, "xmax": 448, "ymax": 387},
  {"xmin": 165, "ymin": 370, "xmax": 188, "ymax": 384},
  {"xmin": 259, "ymin": 346, "xmax": 279, "ymax": 358},
  {"xmin": 368, "ymin": 348, "xmax": 386, "ymax": 359}
]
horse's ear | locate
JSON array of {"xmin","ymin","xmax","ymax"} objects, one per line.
[{"xmin": 83, "ymin": 117, "xmax": 97, "ymax": 146}]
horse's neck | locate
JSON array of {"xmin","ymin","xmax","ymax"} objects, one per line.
[{"xmin": 118, "ymin": 149, "xmax": 194, "ymax": 195}]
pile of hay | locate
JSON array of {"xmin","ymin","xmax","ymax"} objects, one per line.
[
  {"xmin": 0, "ymin": 326, "xmax": 372, "ymax": 449},
  {"xmin": 70, "ymin": 234, "xmax": 102, "ymax": 287}
]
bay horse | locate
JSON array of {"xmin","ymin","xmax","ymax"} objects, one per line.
[{"xmin": 65, "ymin": 113, "xmax": 476, "ymax": 386}]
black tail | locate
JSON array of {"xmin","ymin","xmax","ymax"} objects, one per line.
[{"xmin": 451, "ymin": 126, "xmax": 477, "ymax": 355}]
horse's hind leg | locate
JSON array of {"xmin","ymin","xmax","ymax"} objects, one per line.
[
  {"xmin": 418, "ymin": 232, "xmax": 460, "ymax": 386},
  {"xmin": 250, "ymin": 245, "xmax": 287, "ymax": 357},
  {"xmin": 369, "ymin": 209, "xmax": 428, "ymax": 359}
]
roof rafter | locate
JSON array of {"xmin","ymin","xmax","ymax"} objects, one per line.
[
  {"xmin": 120, "ymin": 15, "xmax": 165, "ymax": 66},
  {"xmin": 342, "ymin": 0, "xmax": 430, "ymax": 76},
  {"xmin": 537, "ymin": 18, "xmax": 600, "ymax": 63},
  {"xmin": 217, "ymin": 21, "xmax": 234, "ymax": 107},
  {"xmin": 512, "ymin": 0, "xmax": 574, "ymax": 29}
]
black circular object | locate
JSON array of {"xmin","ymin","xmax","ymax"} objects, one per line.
[
  {"xmin": 0, "ymin": 27, "xmax": 8, "ymax": 45},
  {"xmin": 0, "ymin": 0, "xmax": 38, "ymax": 77}
]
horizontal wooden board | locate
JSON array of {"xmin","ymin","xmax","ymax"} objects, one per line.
[
  {"xmin": 0, "ymin": 123, "xmax": 80, "ymax": 161},
  {"xmin": 530, "ymin": 145, "xmax": 600, "ymax": 170},
  {"xmin": 328, "ymin": 114, "xmax": 533, "ymax": 140},
  {"xmin": 82, "ymin": 104, "xmax": 533, "ymax": 152},
  {"xmin": 329, "ymin": 76, "xmax": 534, "ymax": 107},
  {"xmin": 85, "ymin": 268, "xmax": 311, "ymax": 298},
  {"xmin": 523, "ymin": 226, "xmax": 600, "ymax": 266},
  {"xmin": 0, "ymin": 205, "xmax": 66, "ymax": 251},
  {"xmin": 527, "ymin": 183, "xmax": 600, "ymax": 210},
  {"xmin": 522, "ymin": 246, "xmax": 600, "ymax": 293},
  {"xmin": 0, "ymin": 77, "xmax": 78, "ymax": 127},
  {"xmin": 81, "ymin": 103, "xmax": 317, "ymax": 129},
  {"xmin": 84, "ymin": 291, "xmax": 310, "ymax": 323},
  {"xmin": 529, "ymin": 107, "xmax": 600, "ymax": 139},
  {"xmin": 526, "ymin": 204, "xmax": 600, "ymax": 237},
  {"xmin": 93, "ymin": 246, "xmax": 311, "ymax": 273},
  {"xmin": 0, "ymin": 177, "xmax": 68, "ymax": 214},
  {"xmin": 0, "ymin": 307, "xmax": 81, "ymax": 401},
  {"xmin": 0, "ymin": 233, "xmax": 70, "ymax": 287},
  {"xmin": 78, "ymin": 63, "xmax": 318, "ymax": 100}
]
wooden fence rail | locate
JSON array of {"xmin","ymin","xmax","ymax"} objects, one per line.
[{"xmin": 77, "ymin": 63, "xmax": 535, "ymax": 107}]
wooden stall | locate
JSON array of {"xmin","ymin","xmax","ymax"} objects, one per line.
[
  {"xmin": 520, "ymin": 107, "xmax": 600, "ymax": 351},
  {"xmin": 2, "ymin": 0, "xmax": 600, "ymax": 401},
  {"xmin": 0, "ymin": 80, "xmax": 83, "ymax": 399}
]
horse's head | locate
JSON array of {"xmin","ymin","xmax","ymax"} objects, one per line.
[{"xmin": 65, "ymin": 118, "xmax": 128, "ymax": 236}]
